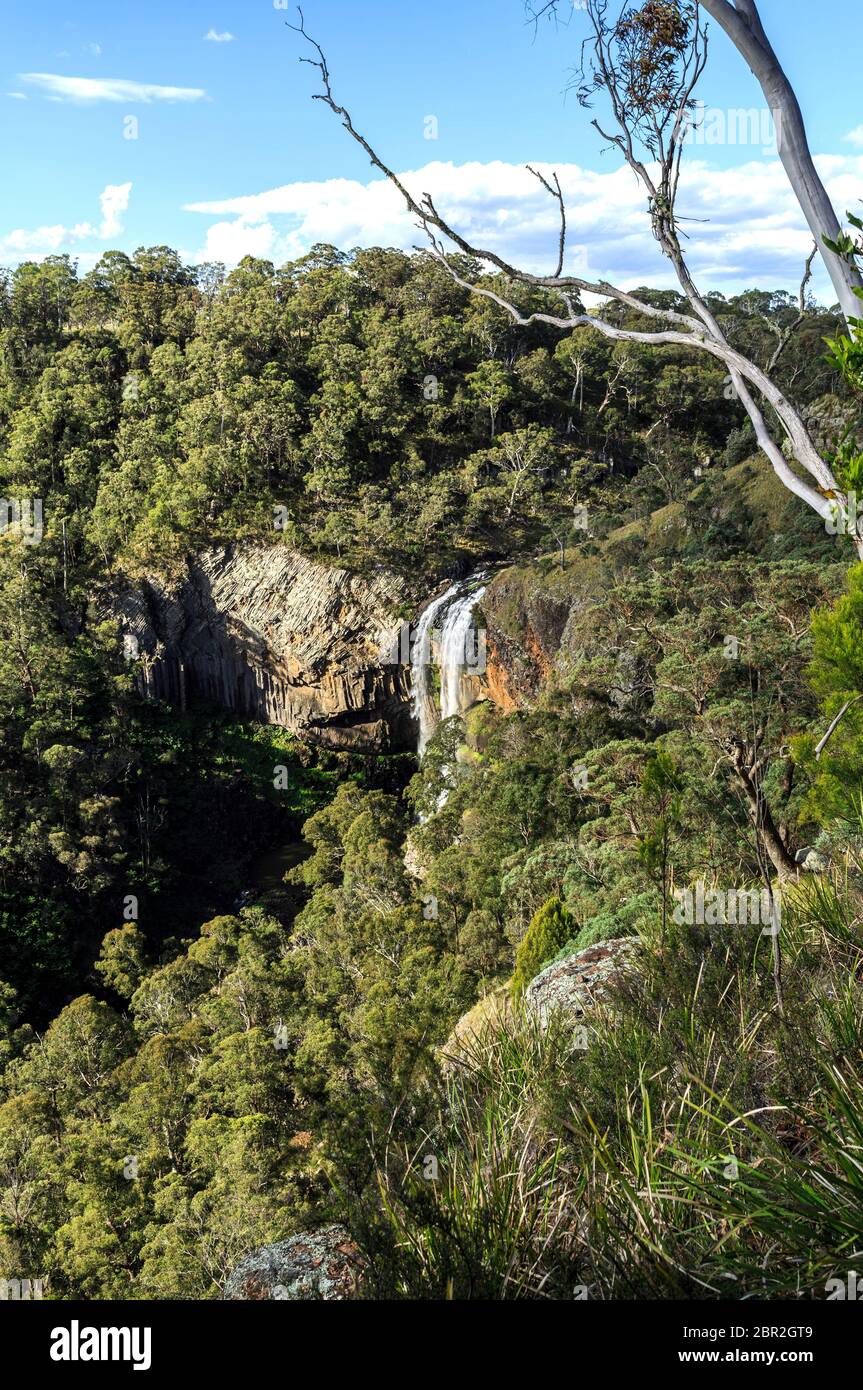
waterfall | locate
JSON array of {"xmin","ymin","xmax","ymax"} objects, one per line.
[
  {"xmin": 411, "ymin": 574, "xmax": 487, "ymax": 759},
  {"xmin": 439, "ymin": 584, "xmax": 487, "ymax": 721},
  {"xmin": 411, "ymin": 582, "xmax": 460, "ymax": 758}
]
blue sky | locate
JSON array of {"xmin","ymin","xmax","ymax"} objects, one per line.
[{"xmin": 3, "ymin": 0, "xmax": 863, "ymax": 298}]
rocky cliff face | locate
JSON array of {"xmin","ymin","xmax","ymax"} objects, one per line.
[
  {"xmin": 480, "ymin": 564, "xmax": 579, "ymax": 710},
  {"xmin": 110, "ymin": 545, "xmax": 414, "ymax": 751}
]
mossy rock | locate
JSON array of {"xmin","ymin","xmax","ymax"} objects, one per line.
[
  {"xmin": 525, "ymin": 937, "xmax": 642, "ymax": 1033},
  {"xmin": 223, "ymin": 1225, "xmax": 364, "ymax": 1300}
]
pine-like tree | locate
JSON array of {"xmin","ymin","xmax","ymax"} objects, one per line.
[{"xmin": 511, "ymin": 896, "xmax": 575, "ymax": 1000}]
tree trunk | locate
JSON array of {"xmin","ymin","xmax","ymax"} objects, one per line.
[
  {"xmin": 700, "ymin": 0, "xmax": 863, "ymax": 327},
  {"xmin": 731, "ymin": 756, "xmax": 798, "ymax": 879}
]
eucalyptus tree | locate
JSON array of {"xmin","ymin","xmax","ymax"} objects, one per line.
[
  {"xmin": 697, "ymin": 0, "xmax": 862, "ymax": 324},
  {"xmin": 289, "ymin": 1, "xmax": 862, "ymax": 554}
]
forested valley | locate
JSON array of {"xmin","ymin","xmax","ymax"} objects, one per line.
[{"xmin": 2, "ymin": 235, "xmax": 863, "ymax": 1300}]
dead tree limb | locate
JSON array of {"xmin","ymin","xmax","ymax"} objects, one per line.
[{"xmin": 288, "ymin": 3, "xmax": 862, "ymax": 557}]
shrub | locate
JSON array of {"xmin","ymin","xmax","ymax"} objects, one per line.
[
  {"xmin": 510, "ymin": 896, "xmax": 575, "ymax": 999},
  {"xmin": 552, "ymin": 892, "xmax": 655, "ymax": 963},
  {"xmin": 723, "ymin": 422, "xmax": 755, "ymax": 467}
]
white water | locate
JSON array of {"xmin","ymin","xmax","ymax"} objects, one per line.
[
  {"xmin": 411, "ymin": 575, "xmax": 487, "ymax": 759},
  {"xmin": 439, "ymin": 585, "xmax": 487, "ymax": 721},
  {"xmin": 411, "ymin": 582, "xmax": 460, "ymax": 757}
]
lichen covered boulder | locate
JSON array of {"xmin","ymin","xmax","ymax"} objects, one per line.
[
  {"xmin": 223, "ymin": 1224, "xmax": 363, "ymax": 1301},
  {"xmin": 525, "ymin": 937, "xmax": 642, "ymax": 1032}
]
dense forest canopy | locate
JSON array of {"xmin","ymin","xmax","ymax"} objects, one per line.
[
  {"xmin": 0, "ymin": 243, "xmax": 850, "ymax": 578},
  {"xmin": 0, "ymin": 241, "xmax": 854, "ymax": 1006},
  {"xmin": 2, "ymin": 228, "xmax": 863, "ymax": 1298}
]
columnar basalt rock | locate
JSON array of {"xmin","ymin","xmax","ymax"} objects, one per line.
[{"xmin": 109, "ymin": 545, "xmax": 415, "ymax": 751}]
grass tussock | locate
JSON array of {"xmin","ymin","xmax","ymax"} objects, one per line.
[{"xmin": 354, "ymin": 850, "xmax": 863, "ymax": 1300}]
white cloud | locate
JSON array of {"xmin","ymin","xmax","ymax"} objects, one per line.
[
  {"xmin": 195, "ymin": 219, "xmax": 276, "ymax": 264},
  {"xmin": 85, "ymin": 42, "xmax": 102, "ymax": 57},
  {"xmin": 1, "ymin": 182, "xmax": 132, "ymax": 258},
  {"xmin": 205, "ymin": 29, "xmax": 234, "ymax": 43},
  {"xmin": 843, "ymin": 125, "xmax": 863, "ymax": 147},
  {"xmin": 97, "ymin": 183, "xmax": 132, "ymax": 239},
  {"xmin": 19, "ymin": 73, "xmax": 206, "ymax": 103},
  {"xmin": 6, "ymin": 92, "xmax": 26, "ymax": 100},
  {"xmin": 184, "ymin": 153, "xmax": 863, "ymax": 300}
]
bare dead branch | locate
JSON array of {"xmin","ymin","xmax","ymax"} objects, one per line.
[
  {"xmin": 288, "ymin": 8, "xmax": 704, "ymax": 332},
  {"xmin": 766, "ymin": 244, "xmax": 818, "ymax": 373},
  {"xmin": 527, "ymin": 165, "xmax": 567, "ymax": 277},
  {"xmin": 814, "ymin": 694, "xmax": 863, "ymax": 760}
]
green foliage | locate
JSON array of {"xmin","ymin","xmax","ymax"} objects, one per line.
[
  {"xmin": 809, "ymin": 562, "xmax": 863, "ymax": 697},
  {"xmin": 553, "ymin": 891, "xmax": 656, "ymax": 959},
  {"xmin": 511, "ymin": 897, "xmax": 576, "ymax": 999},
  {"xmin": 795, "ymin": 564, "xmax": 863, "ymax": 822},
  {"xmin": 362, "ymin": 1011, "xmax": 580, "ymax": 1299},
  {"xmin": 95, "ymin": 925, "xmax": 149, "ymax": 1000},
  {"xmin": 1, "ymin": 244, "xmax": 842, "ymax": 581},
  {"xmin": 1, "ymin": 235, "xmax": 862, "ymax": 1302},
  {"xmin": 355, "ymin": 856, "xmax": 863, "ymax": 1298}
]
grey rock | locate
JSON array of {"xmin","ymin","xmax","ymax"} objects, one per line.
[
  {"xmin": 795, "ymin": 847, "xmax": 829, "ymax": 873},
  {"xmin": 105, "ymin": 545, "xmax": 415, "ymax": 750},
  {"xmin": 223, "ymin": 1224, "xmax": 363, "ymax": 1301},
  {"xmin": 525, "ymin": 937, "xmax": 642, "ymax": 1032}
]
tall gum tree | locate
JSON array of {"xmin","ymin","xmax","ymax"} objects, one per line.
[
  {"xmin": 699, "ymin": 0, "xmax": 863, "ymax": 326},
  {"xmin": 290, "ymin": 0, "xmax": 863, "ymax": 557}
]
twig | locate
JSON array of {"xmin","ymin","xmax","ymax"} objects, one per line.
[
  {"xmin": 766, "ymin": 243, "xmax": 817, "ymax": 373},
  {"xmin": 527, "ymin": 166, "xmax": 567, "ymax": 277}
]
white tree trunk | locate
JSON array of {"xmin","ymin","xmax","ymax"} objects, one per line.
[{"xmin": 700, "ymin": 0, "xmax": 863, "ymax": 326}]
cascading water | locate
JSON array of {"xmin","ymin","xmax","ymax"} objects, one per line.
[
  {"xmin": 411, "ymin": 582, "xmax": 461, "ymax": 757},
  {"xmin": 411, "ymin": 574, "xmax": 488, "ymax": 759},
  {"xmin": 439, "ymin": 584, "xmax": 487, "ymax": 721}
]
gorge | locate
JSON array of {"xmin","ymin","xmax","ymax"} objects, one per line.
[{"xmin": 112, "ymin": 547, "xmax": 496, "ymax": 759}]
